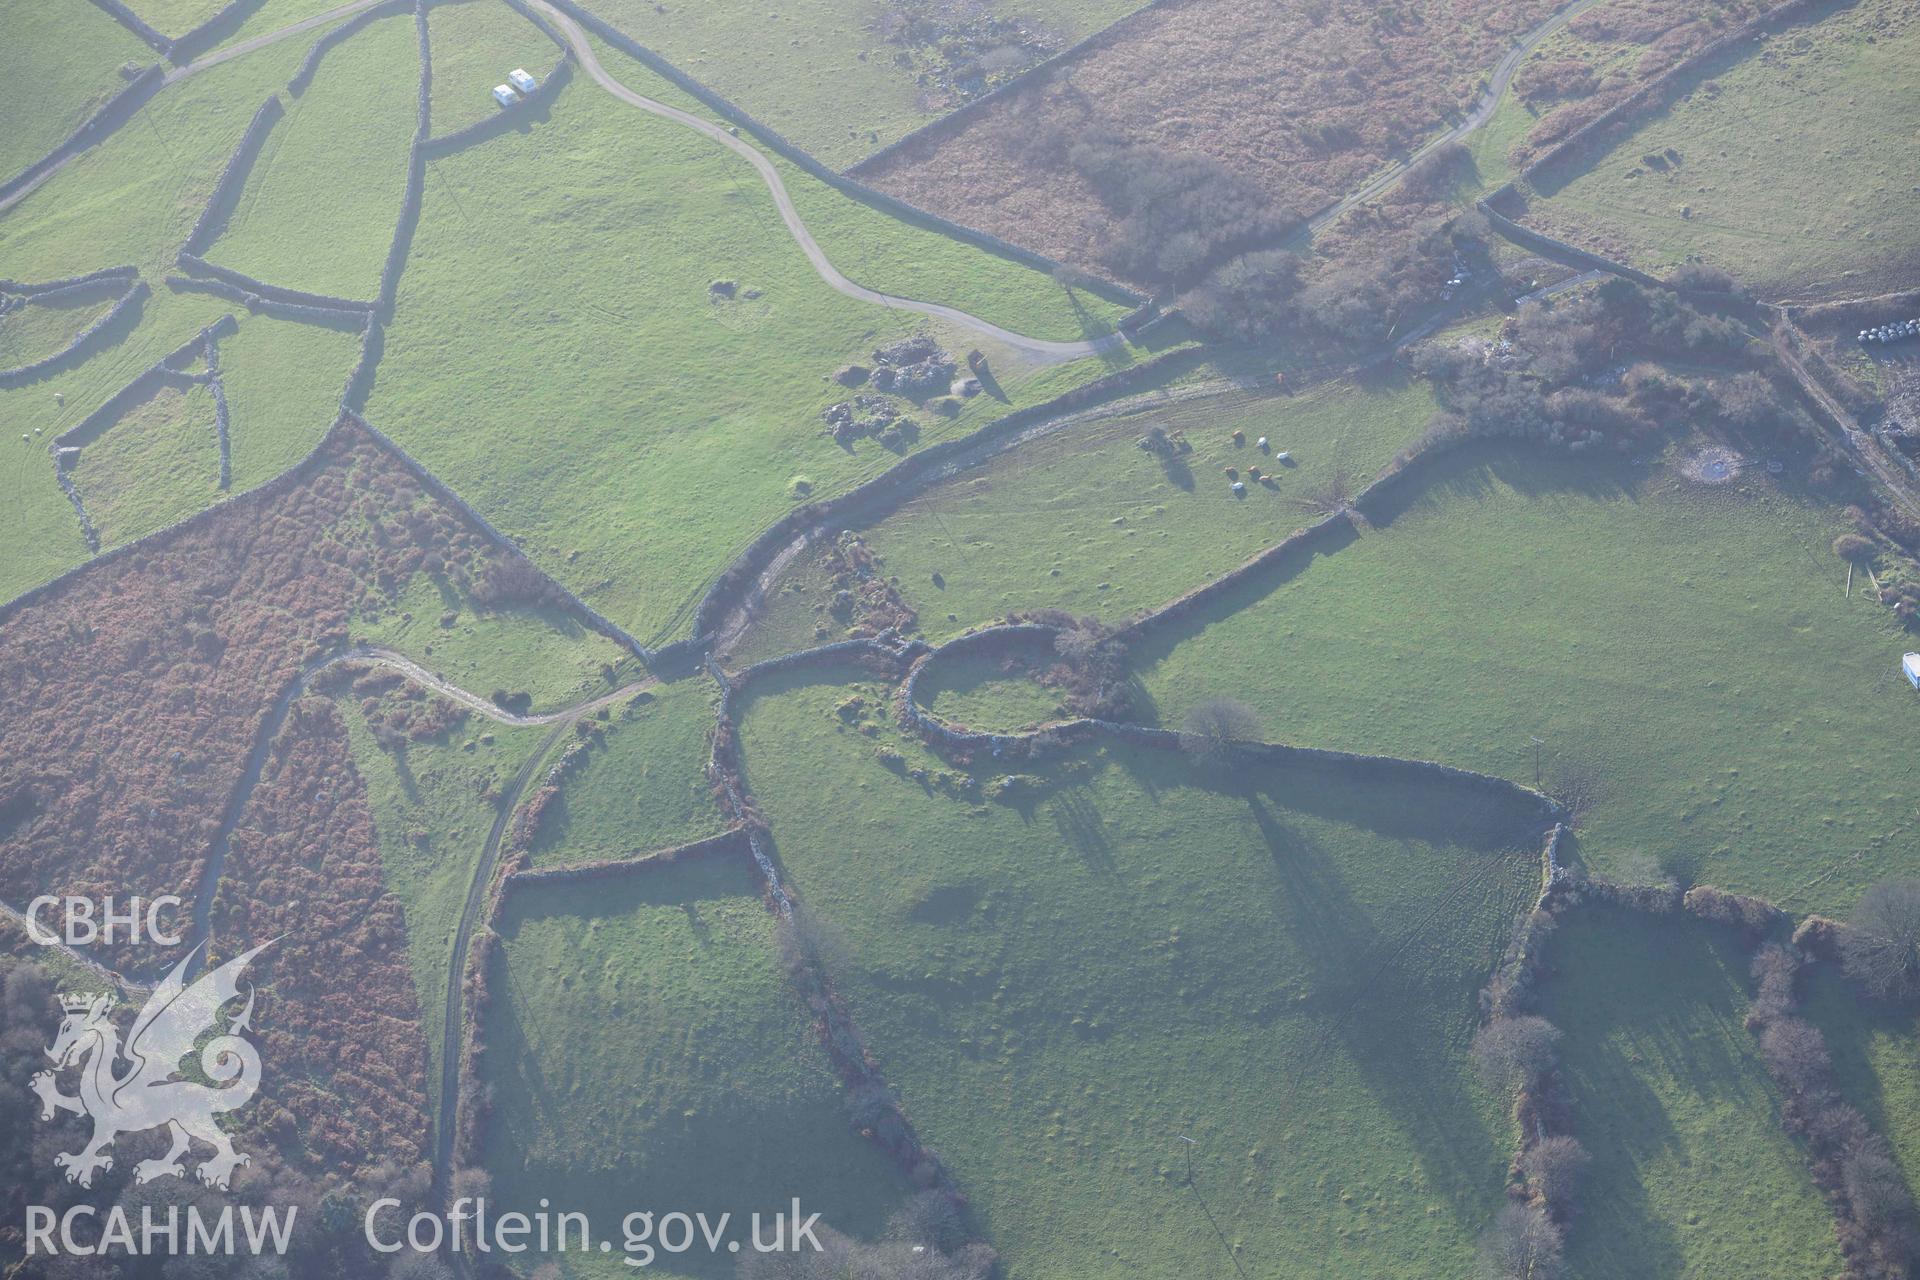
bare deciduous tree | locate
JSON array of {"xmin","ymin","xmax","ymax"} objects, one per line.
[
  {"xmin": 1749, "ymin": 942, "xmax": 1801, "ymax": 1023},
  {"xmin": 1471, "ymin": 1016, "xmax": 1562, "ymax": 1095},
  {"xmin": 1844, "ymin": 1137, "xmax": 1917, "ymax": 1231},
  {"xmin": 1180, "ymin": 697, "xmax": 1263, "ymax": 764},
  {"xmin": 1842, "ymin": 879, "xmax": 1920, "ymax": 1001},
  {"xmin": 1759, "ymin": 1018, "xmax": 1832, "ymax": 1098},
  {"xmin": 1054, "ymin": 626, "xmax": 1102, "ymax": 664},
  {"xmin": 1519, "ymin": 1136, "xmax": 1591, "ymax": 1215},
  {"xmin": 1292, "ymin": 464, "xmax": 1355, "ymax": 517},
  {"xmin": 1478, "ymin": 1202, "xmax": 1565, "ymax": 1280}
]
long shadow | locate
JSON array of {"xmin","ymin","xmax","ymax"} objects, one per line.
[
  {"xmin": 1232, "ymin": 762, "xmax": 1549, "ymax": 1223},
  {"xmin": 1049, "ymin": 790, "xmax": 1115, "ymax": 873},
  {"xmin": 1801, "ymin": 965, "xmax": 1918, "ymax": 1158},
  {"xmin": 482, "ymin": 887, "xmax": 910, "ymax": 1277},
  {"xmin": 730, "ymin": 654, "xmax": 1575, "ymax": 1262},
  {"xmin": 1121, "ymin": 515, "xmax": 1357, "ymax": 676},
  {"xmin": 1538, "ymin": 907, "xmax": 1783, "ymax": 1276},
  {"xmin": 422, "ymin": 68, "xmax": 570, "ymax": 157},
  {"xmin": 496, "ymin": 850, "xmax": 747, "ymax": 930},
  {"xmin": 3, "ymin": 285, "xmax": 150, "ymax": 389},
  {"xmin": 1074, "ymin": 739, "xmax": 1549, "ymax": 1237}
]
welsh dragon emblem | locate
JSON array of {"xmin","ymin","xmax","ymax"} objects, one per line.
[{"xmin": 31, "ymin": 941, "xmax": 271, "ymax": 1190}]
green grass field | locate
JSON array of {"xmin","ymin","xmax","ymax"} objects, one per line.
[
  {"xmin": 737, "ymin": 666, "xmax": 1545, "ymax": 1279},
  {"xmin": 1129, "ymin": 440, "xmax": 1920, "ymax": 916},
  {"xmin": 572, "ymin": 31, "xmax": 1137, "ymax": 341},
  {"xmin": 368, "ymin": 34, "xmax": 1147, "ymax": 648},
  {"xmin": 69, "ymin": 379, "xmax": 222, "ymax": 547},
  {"xmin": 351, "ymin": 575, "xmax": 637, "ymax": 715},
  {"xmin": 215, "ymin": 310, "xmax": 364, "ymax": 487},
  {"xmin": 0, "ymin": 292, "xmax": 119, "ymax": 369},
  {"xmin": 1802, "ymin": 963, "xmax": 1920, "ymax": 1190},
  {"xmin": 0, "ymin": 290, "xmax": 363, "ymax": 601},
  {"xmin": 0, "ymin": 20, "xmax": 366, "ymax": 604},
  {"xmin": 911, "ymin": 648, "xmax": 1069, "ymax": 731},
  {"xmin": 523, "ymin": 677, "xmax": 725, "ymax": 865},
  {"xmin": 134, "ymin": 0, "xmax": 227, "ymax": 38},
  {"xmin": 0, "ymin": 8, "xmax": 321, "ymax": 604},
  {"xmin": 1532, "ymin": 0, "xmax": 1920, "ymax": 297},
  {"xmin": 735, "ymin": 375, "xmax": 1435, "ymax": 659},
  {"xmin": 336, "ymin": 688, "xmax": 551, "ymax": 1113},
  {"xmin": 554, "ymin": 0, "xmax": 1147, "ymax": 168},
  {"xmin": 0, "ymin": 24, "xmax": 311, "ymax": 280},
  {"xmin": 485, "ymin": 854, "xmax": 910, "ymax": 1277},
  {"xmin": 1542, "ymin": 907, "xmax": 1840, "ymax": 1278},
  {"xmin": 207, "ymin": 10, "xmax": 419, "ymax": 299},
  {"xmin": 0, "ymin": 0, "xmax": 151, "ymax": 189},
  {"xmin": 426, "ymin": 0, "xmax": 560, "ymax": 139}
]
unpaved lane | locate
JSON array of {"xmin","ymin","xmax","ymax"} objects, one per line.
[
  {"xmin": 530, "ymin": 0, "xmax": 1131, "ymax": 363},
  {"xmin": 164, "ymin": 0, "xmax": 391, "ymax": 82},
  {"xmin": 1305, "ymin": 0, "xmax": 1605, "ymax": 236},
  {"xmin": 338, "ymin": 644, "xmax": 654, "ymax": 725},
  {"xmin": 0, "ymin": 0, "xmax": 390, "ymax": 215}
]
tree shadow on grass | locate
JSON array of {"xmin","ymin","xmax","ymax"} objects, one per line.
[
  {"xmin": 1242, "ymin": 779, "xmax": 1543, "ymax": 1228},
  {"xmin": 1537, "ymin": 908, "xmax": 1795, "ymax": 1278},
  {"xmin": 485, "ymin": 877, "xmax": 909, "ymax": 1273},
  {"xmin": 1801, "ymin": 964, "xmax": 1919, "ymax": 1163},
  {"xmin": 1100, "ymin": 741, "xmax": 1553, "ymax": 1232}
]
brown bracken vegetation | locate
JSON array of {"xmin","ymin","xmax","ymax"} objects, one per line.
[
  {"xmin": 0, "ymin": 418, "xmax": 562, "ymax": 1176},
  {"xmin": 855, "ymin": 0, "xmax": 1561, "ymax": 285},
  {"xmin": 1507, "ymin": 0, "xmax": 1790, "ymax": 173},
  {"xmin": 0, "ymin": 419, "xmax": 515, "ymax": 971},
  {"xmin": 214, "ymin": 695, "xmax": 430, "ymax": 1175}
]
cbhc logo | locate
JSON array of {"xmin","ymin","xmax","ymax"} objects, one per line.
[{"xmin": 25, "ymin": 896, "xmax": 185, "ymax": 947}]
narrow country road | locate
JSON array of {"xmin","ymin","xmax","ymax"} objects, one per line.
[
  {"xmin": 162, "ymin": 0, "xmax": 390, "ymax": 83},
  {"xmin": 433, "ymin": 713, "xmax": 574, "ymax": 1204},
  {"xmin": 1304, "ymin": 0, "xmax": 1604, "ymax": 236},
  {"xmin": 338, "ymin": 644, "xmax": 655, "ymax": 725},
  {"xmin": 530, "ymin": 0, "xmax": 1131, "ymax": 364}
]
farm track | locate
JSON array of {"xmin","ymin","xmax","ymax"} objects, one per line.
[
  {"xmin": 182, "ymin": 642, "xmax": 653, "ymax": 973},
  {"xmin": 229, "ymin": 645, "xmax": 662, "ymax": 1200},
  {"xmin": 433, "ymin": 713, "xmax": 575, "ymax": 1201},
  {"xmin": 1301, "ymin": 0, "xmax": 1605, "ymax": 238},
  {"xmin": 0, "ymin": 0, "xmax": 391, "ymax": 216},
  {"xmin": 0, "ymin": 899, "xmax": 154, "ymax": 997},
  {"xmin": 527, "ymin": 0, "xmax": 1131, "ymax": 363},
  {"xmin": 333, "ymin": 644, "xmax": 655, "ymax": 724},
  {"xmin": 1770, "ymin": 323, "xmax": 1920, "ymax": 523}
]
